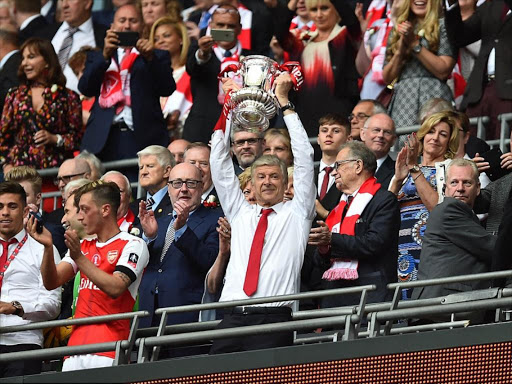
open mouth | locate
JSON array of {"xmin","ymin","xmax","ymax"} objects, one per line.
[{"xmin": 413, "ymin": 0, "xmax": 426, "ymax": 6}]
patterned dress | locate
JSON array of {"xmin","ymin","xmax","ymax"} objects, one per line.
[
  {"xmin": 386, "ymin": 18, "xmax": 456, "ymax": 128},
  {"xmin": 0, "ymin": 84, "xmax": 82, "ymax": 169},
  {"xmin": 397, "ymin": 166, "xmax": 437, "ymax": 300}
]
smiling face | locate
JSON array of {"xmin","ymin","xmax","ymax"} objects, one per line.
[
  {"xmin": 138, "ymin": 155, "xmax": 171, "ymax": 194},
  {"xmin": 0, "ymin": 193, "xmax": 27, "ymax": 240},
  {"xmin": 360, "ymin": 114, "xmax": 396, "ymax": 159},
  {"xmin": 283, "ymin": 174, "xmax": 294, "ymax": 202},
  {"xmin": 184, "ymin": 147, "xmax": 212, "ymax": 192},
  {"xmin": 62, "ymin": 196, "xmax": 87, "ymax": 238},
  {"xmin": 167, "ymin": 163, "xmax": 203, "ymax": 211},
  {"xmin": 153, "ymin": 24, "xmax": 182, "ymax": 55},
  {"xmin": 252, "ymin": 165, "xmax": 286, "ymax": 207},
  {"xmin": 307, "ymin": 0, "xmax": 338, "ymax": 32},
  {"xmin": 242, "ymin": 180, "xmax": 257, "ymax": 204},
  {"xmin": 263, "ymin": 137, "xmax": 293, "ymax": 167},
  {"xmin": 141, "ymin": 0, "xmax": 166, "ymax": 26},
  {"xmin": 21, "ymin": 46, "xmax": 47, "ymax": 83},
  {"xmin": 410, "ymin": 0, "xmax": 428, "ymax": 19},
  {"xmin": 445, "ymin": 165, "xmax": 480, "ymax": 208},
  {"xmin": 421, "ymin": 121, "xmax": 451, "ymax": 160}
]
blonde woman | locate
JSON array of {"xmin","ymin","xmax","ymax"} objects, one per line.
[
  {"xmin": 150, "ymin": 17, "xmax": 191, "ymax": 138},
  {"xmin": 389, "ymin": 111, "xmax": 460, "ymax": 299},
  {"xmin": 382, "ymin": 0, "xmax": 456, "ymax": 128}
]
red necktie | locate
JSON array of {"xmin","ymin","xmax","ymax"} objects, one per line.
[
  {"xmin": 319, "ymin": 166, "xmax": 333, "ymax": 200},
  {"xmin": 0, "ymin": 238, "xmax": 18, "ymax": 291},
  {"xmin": 243, "ymin": 208, "xmax": 274, "ymax": 296}
]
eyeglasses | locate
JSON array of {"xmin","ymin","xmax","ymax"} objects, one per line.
[
  {"xmin": 334, "ymin": 159, "xmax": 359, "ymax": 170},
  {"xmin": 233, "ymin": 138, "xmax": 260, "ymax": 147},
  {"xmin": 53, "ymin": 172, "xmax": 86, "ymax": 186},
  {"xmin": 348, "ymin": 113, "xmax": 371, "ymax": 121},
  {"xmin": 167, "ymin": 179, "xmax": 202, "ymax": 189},
  {"xmin": 213, "ymin": 8, "xmax": 240, "ymax": 16},
  {"xmin": 367, "ymin": 127, "xmax": 395, "ymax": 137}
]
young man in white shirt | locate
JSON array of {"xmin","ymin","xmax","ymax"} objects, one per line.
[
  {"xmin": 209, "ymin": 73, "xmax": 316, "ymax": 353},
  {"xmin": 0, "ymin": 181, "xmax": 61, "ymax": 378}
]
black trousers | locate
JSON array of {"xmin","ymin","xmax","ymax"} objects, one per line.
[
  {"xmin": 209, "ymin": 308, "xmax": 293, "ymax": 355},
  {"xmin": 0, "ymin": 344, "xmax": 42, "ymax": 378}
]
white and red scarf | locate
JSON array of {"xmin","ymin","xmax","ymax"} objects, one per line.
[
  {"xmin": 450, "ymin": 55, "xmax": 467, "ymax": 109},
  {"xmin": 117, "ymin": 209, "xmax": 136, "ymax": 233},
  {"xmin": 161, "ymin": 66, "xmax": 193, "ymax": 118},
  {"xmin": 214, "ymin": 42, "xmax": 243, "ymax": 104},
  {"xmin": 99, "ymin": 48, "xmax": 139, "ymax": 113},
  {"xmin": 206, "ymin": 4, "xmax": 252, "ymax": 51},
  {"xmin": 322, "ymin": 177, "xmax": 381, "ymax": 281}
]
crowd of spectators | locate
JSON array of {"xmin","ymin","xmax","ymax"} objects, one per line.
[{"xmin": 0, "ymin": 0, "xmax": 511, "ymax": 378}]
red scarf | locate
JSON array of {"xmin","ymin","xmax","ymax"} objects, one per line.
[
  {"xmin": 322, "ymin": 177, "xmax": 381, "ymax": 280},
  {"xmin": 98, "ymin": 49, "xmax": 139, "ymax": 114}
]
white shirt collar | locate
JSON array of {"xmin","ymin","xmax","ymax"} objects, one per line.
[
  {"xmin": 0, "ymin": 228, "xmax": 26, "ymax": 242},
  {"xmin": 41, "ymin": 0, "xmax": 52, "ymax": 16},
  {"xmin": 201, "ymin": 184, "xmax": 214, "ymax": 202},
  {"xmin": 20, "ymin": 14, "xmax": 42, "ymax": 30},
  {"xmin": 0, "ymin": 50, "xmax": 18, "ymax": 71},
  {"xmin": 319, "ymin": 159, "xmax": 335, "ymax": 173},
  {"xmin": 376, "ymin": 155, "xmax": 387, "ymax": 170}
]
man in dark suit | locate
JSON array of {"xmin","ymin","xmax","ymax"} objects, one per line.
[
  {"xmin": 411, "ymin": 159, "xmax": 496, "ymax": 302},
  {"xmin": 78, "ymin": 4, "xmax": 174, "ymax": 167},
  {"xmin": 13, "ymin": 0, "xmax": 48, "ymax": 43},
  {"xmin": 360, "ymin": 113, "xmax": 396, "ymax": 189},
  {"xmin": 38, "ymin": 0, "xmax": 107, "ymax": 92},
  {"xmin": 309, "ymin": 141, "xmax": 400, "ymax": 308},
  {"xmin": 138, "ymin": 162, "xmax": 222, "ymax": 327},
  {"xmin": 445, "ymin": 0, "xmax": 512, "ymax": 140},
  {"xmin": 0, "ymin": 28, "xmax": 20, "ymax": 113},
  {"xmin": 184, "ymin": 4, "xmax": 250, "ymax": 144}
]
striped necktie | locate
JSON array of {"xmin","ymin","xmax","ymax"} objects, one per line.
[
  {"xmin": 58, "ymin": 27, "xmax": 78, "ymax": 70},
  {"xmin": 160, "ymin": 219, "xmax": 175, "ymax": 263}
]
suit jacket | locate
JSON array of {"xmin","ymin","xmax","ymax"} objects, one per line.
[
  {"xmin": 0, "ymin": 51, "xmax": 21, "ymax": 113},
  {"xmin": 494, "ymin": 188, "xmax": 512, "ymax": 287},
  {"xmin": 183, "ymin": 39, "xmax": 251, "ymax": 144},
  {"xmin": 375, "ymin": 155, "xmax": 395, "ymax": 190},
  {"xmin": 138, "ymin": 204, "xmax": 222, "ymax": 327},
  {"xmin": 38, "ymin": 20, "xmax": 107, "ymax": 49},
  {"xmin": 411, "ymin": 198, "xmax": 496, "ymax": 301},
  {"xmin": 18, "ymin": 15, "xmax": 49, "ymax": 43},
  {"xmin": 445, "ymin": 0, "xmax": 512, "ymax": 108},
  {"xmin": 78, "ymin": 49, "xmax": 174, "ymax": 155},
  {"xmin": 314, "ymin": 164, "xmax": 342, "ymax": 220},
  {"xmin": 473, "ymin": 172, "xmax": 512, "ymax": 234},
  {"xmin": 318, "ymin": 187, "xmax": 400, "ymax": 307}
]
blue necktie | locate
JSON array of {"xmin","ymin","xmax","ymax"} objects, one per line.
[{"xmin": 198, "ymin": 12, "xmax": 212, "ymax": 30}]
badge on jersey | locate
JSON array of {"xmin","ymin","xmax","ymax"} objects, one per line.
[
  {"xmin": 92, "ymin": 254, "xmax": 101, "ymax": 266},
  {"xmin": 127, "ymin": 253, "xmax": 139, "ymax": 268},
  {"xmin": 107, "ymin": 250, "xmax": 119, "ymax": 264}
]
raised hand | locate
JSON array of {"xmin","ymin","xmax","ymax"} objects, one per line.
[
  {"xmin": 26, "ymin": 215, "xmax": 53, "ymax": 248},
  {"xmin": 138, "ymin": 200, "xmax": 158, "ymax": 239},
  {"xmin": 136, "ymin": 38, "xmax": 154, "ymax": 61},
  {"xmin": 64, "ymin": 229, "xmax": 82, "ymax": 260},
  {"xmin": 216, "ymin": 217, "xmax": 231, "ymax": 255},
  {"xmin": 395, "ymin": 145, "xmax": 410, "ymax": 181},
  {"xmin": 173, "ymin": 200, "xmax": 191, "ymax": 230},
  {"xmin": 472, "ymin": 152, "xmax": 490, "ymax": 172}
]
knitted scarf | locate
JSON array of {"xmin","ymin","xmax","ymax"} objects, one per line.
[{"xmin": 322, "ymin": 176, "xmax": 381, "ymax": 281}]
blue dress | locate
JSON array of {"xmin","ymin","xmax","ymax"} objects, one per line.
[{"xmin": 397, "ymin": 166, "xmax": 437, "ymax": 300}]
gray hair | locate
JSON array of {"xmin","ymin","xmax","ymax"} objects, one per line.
[
  {"xmin": 446, "ymin": 158, "xmax": 480, "ymax": 184},
  {"xmin": 101, "ymin": 170, "xmax": 132, "ymax": 198},
  {"xmin": 340, "ymin": 141, "xmax": 377, "ymax": 175},
  {"xmin": 418, "ymin": 98, "xmax": 454, "ymax": 124},
  {"xmin": 137, "ymin": 145, "xmax": 175, "ymax": 168},
  {"xmin": 64, "ymin": 178, "xmax": 91, "ymax": 200},
  {"xmin": 230, "ymin": 125, "xmax": 262, "ymax": 142},
  {"xmin": 358, "ymin": 99, "xmax": 387, "ymax": 115},
  {"xmin": 250, "ymin": 155, "xmax": 288, "ymax": 185},
  {"xmin": 76, "ymin": 150, "xmax": 105, "ymax": 177}
]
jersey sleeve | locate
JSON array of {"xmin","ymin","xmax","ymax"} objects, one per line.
[
  {"xmin": 114, "ymin": 237, "xmax": 149, "ymax": 283},
  {"xmin": 60, "ymin": 250, "xmax": 78, "ymax": 274}
]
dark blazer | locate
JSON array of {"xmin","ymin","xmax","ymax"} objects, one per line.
[
  {"xmin": 18, "ymin": 15, "xmax": 49, "ymax": 43},
  {"xmin": 138, "ymin": 205, "xmax": 222, "ymax": 327},
  {"xmin": 0, "ymin": 51, "xmax": 21, "ymax": 113},
  {"xmin": 78, "ymin": 49, "xmax": 174, "ymax": 155},
  {"xmin": 445, "ymin": 0, "xmax": 512, "ymax": 109},
  {"xmin": 42, "ymin": 0, "xmax": 57, "ymax": 24},
  {"xmin": 375, "ymin": 155, "xmax": 395, "ymax": 190},
  {"xmin": 38, "ymin": 20, "xmax": 107, "ymax": 49},
  {"xmin": 183, "ymin": 38, "xmax": 251, "ymax": 144},
  {"xmin": 318, "ymin": 187, "xmax": 400, "ymax": 308},
  {"xmin": 314, "ymin": 164, "xmax": 342, "ymax": 219},
  {"xmin": 494, "ymin": 188, "xmax": 512, "ymax": 287},
  {"xmin": 411, "ymin": 198, "xmax": 496, "ymax": 301}
]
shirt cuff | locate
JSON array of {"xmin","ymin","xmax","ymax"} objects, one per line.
[
  {"xmin": 174, "ymin": 224, "xmax": 188, "ymax": 242},
  {"xmin": 195, "ymin": 50, "xmax": 211, "ymax": 65}
]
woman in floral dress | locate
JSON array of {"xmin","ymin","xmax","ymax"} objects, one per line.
[{"xmin": 0, "ymin": 38, "xmax": 82, "ymax": 173}]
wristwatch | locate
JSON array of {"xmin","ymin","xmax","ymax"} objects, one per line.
[
  {"xmin": 56, "ymin": 134, "xmax": 64, "ymax": 147},
  {"xmin": 410, "ymin": 164, "xmax": 422, "ymax": 173},
  {"xmin": 280, "ymin": 101, "xmax": 295, "ymax": 113},
  {"xmin": 412, "ymin": 43, "xmax": 422, "ymax": 54},
  {"xmin": 11, "ymin": 301, "xmax": 24, "ymax": 317}
]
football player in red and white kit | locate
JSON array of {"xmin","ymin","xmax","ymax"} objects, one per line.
[{"xmin": 27, "ymin": 181, "xmax": 149, "ymax": 371}]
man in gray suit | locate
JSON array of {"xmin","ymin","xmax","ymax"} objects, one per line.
[{"xmin": 412, "ymin": 158, "xmax": 496, "ymax": 302}]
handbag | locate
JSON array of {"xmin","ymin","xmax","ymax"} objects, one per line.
[{"xmin": 376, "ymin": 78, "xmax": 397, "ymax": 109}]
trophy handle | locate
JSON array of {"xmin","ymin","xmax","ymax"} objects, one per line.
[
  {"xmin": 278, "ymin": 61, "xmax": 304, "ymax": 91},
  {"xmin": 217, "ymin": 63, "xmax": 241, "ymax": 80}
]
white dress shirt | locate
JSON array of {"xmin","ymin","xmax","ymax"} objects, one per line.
[
  {"xmin": 376, "ymin": 156, "xmax": 386, "ymax": 173},
  {"xmin": 0, "ymin": 229, "xmax": 61, "ymax": 346},
  {"xmin": 211, "ymin": 112, "xmax": 316, "ymax": 307},
  {"xmin": 317, "ymin": 160, "xmax": 336, "ymax": 196},
  {"xmin": 51, "ymin": 18, "xmax": 96, "ymax": 93}
]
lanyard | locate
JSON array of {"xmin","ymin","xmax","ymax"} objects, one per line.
[{"xmin": 0, "ymin": 234, "xmax": 29, "ymax": 283}]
